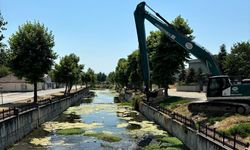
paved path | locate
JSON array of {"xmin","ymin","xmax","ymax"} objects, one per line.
[
  {"xmin": 0, "ymin": 87, "xmax": 206, "ymax": 105},
  {"xmin": 0, "ymin": 88, "xmax": 67, "ymax": 104},
  {"xmin": 168, "ymin": 88, "xmax": 206, "ymax": 101}
]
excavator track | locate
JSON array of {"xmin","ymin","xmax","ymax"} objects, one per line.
[{"xmin": 188, "ymin": 100, "xmax": 250, "ymax": 114}]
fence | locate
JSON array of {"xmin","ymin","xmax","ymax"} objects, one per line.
[
  {"xmin": 199, "ymin": 123, "xmax": 249, "ymax": 150},
  {"xmin": 0, "ymin": 108, "xmax": 15, "ymax": 120},
  {"xmin": 0, "ymin": 88, "xmax": 88, "ymax": 121},
  {"xmin": 144, "ymin": 101, "xmax": 249, "ymax": 150},
  {"xmin": 145, "ymin": 101, "xmax": 196, "ymax": 129}
]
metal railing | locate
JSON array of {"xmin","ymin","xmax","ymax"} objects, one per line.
[
  {"xmin": 0, "ymin": 88, "xmax": 88, "ymax": 121},
  {"xmin": 199, "ymin": 123, "xmax": 249, "ymax": 150},
  {"xmin": 145, "ymin": 101, "xmax": 196, "ymax": 129},
  {"xmin": 0, "ymin": 108, "xmax": 15, "ymax": 120},
  {"xmin": 144, "ymin": 101, "xmax": 249, "ymax": 150}
]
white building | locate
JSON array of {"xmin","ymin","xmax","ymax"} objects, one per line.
[
  {"xmin": 188, "ymin": 59, "xmax": 209, "ymax": 74},
  {"xmin": 0, "ymin": 74, "xmax": 53, "ymax": 92}
]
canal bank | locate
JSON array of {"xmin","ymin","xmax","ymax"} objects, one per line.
[
  {"xmin": 0, "ymin": 88, "xmax": 90, "ymax": 149},
  {"xmin": 138, "ymin": 101, "xmax": 247, "ymax": 150},
  {"xmin": 10, "ymin": 89, "xmax": 187, "ymax": 150}
]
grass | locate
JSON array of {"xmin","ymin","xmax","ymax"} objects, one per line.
[
  {"xmin": 220, "ymin": 123, "xmax": 250, "ymax": 138},
  {"xmin": 159, "ymin": 96, "xmax": 189, "ymax": 110},
  {"xmin": 206, "ymin": 115, "xmax": 228, "ymax": 125},
  {"xmin": 83, "ymin": 132, "xmax": 122, "ymax": 142},
  {"xmin": 56, "ymin": 128, "xmax": 85, "ymax": 135}
]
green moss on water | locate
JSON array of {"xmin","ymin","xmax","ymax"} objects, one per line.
[
  {"xmin": 165, "ymin": 147, "xmax": 183, "ymax": 150},
  {"xmin": 143, "ymin": 144, "xmax": 161, "ymax": 150},
  {"xmin": 127, "ymin": 123, "xmax": 142, "ymax": 130},
  {"xmin": 159, "ymin": 137, "xmax": 183, "ymax": 145},
  {"xmin": 143, "ymin": 143, "xmax": 183, "ymax": 150},
  {"xmin": 56, "ymin": 128, "xmax": 85, "ymax": 135},
  {"xmin": 153, "ymin": 136, "xmax": 185, "ymax": 150},
  {"xmin": 83, "ymin": 131, "xmax": 122, "ymax": 142}
]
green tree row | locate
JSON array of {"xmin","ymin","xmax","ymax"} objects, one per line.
[
  {"xmin": 0, "ymin": 12, "xmax": 98, "ymax": 103},
  {"xmin": 112, "ymin": 50, "xmax": 142, "ymax": 91},
  {"xmin": 215, "ymin": 42, "xmax": 250, "ymax": 78},
  {"xmin": 179, "ymin": 42, "xmax": 250, "ymax": 85}
]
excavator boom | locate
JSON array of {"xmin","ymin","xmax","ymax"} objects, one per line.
[
  {"xmin": 134, "ymin": 2, "xmax": 220, "ymax": 93},
  {"xmin": 134, "ymin": 2, "xmax": 250, "ymax": 114}
]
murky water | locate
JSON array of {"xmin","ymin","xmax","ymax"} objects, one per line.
[{"xmin": 11, "ymin": 89, "xmax": 185, "ymax": 150}]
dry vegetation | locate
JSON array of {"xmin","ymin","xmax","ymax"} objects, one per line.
[{"xmin": 155, "ymin": 96, "xmax": 250, "ymax": 143}]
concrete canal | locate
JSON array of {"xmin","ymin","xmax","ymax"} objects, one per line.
[{"xmin": 11, "ymin": 89, "xmax": 186, "ymax": 150}]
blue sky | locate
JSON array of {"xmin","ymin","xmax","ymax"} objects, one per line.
[{"xmin": 1, "ymin": 0, "xmax": 250, "ymax": 74}]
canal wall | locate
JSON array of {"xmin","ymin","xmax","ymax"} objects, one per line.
[
  {"xmin": 138, "ymin": 101, "xmax": 228, "ymax": 150},
  {"xmin": 0, "ymin": 89, "xmax": 89, "ymax": 149}
]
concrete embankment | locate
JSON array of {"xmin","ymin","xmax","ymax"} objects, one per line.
[
  {"xmin": 138, "ymin": 101, "xmax": 229, "ymax": 150},
  {"xmin": 0, "ymin": 88, "xmax": 89, "ymax": 149}
]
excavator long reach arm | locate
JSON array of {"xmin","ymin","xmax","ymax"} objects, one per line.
[
  {"xmin": 134, "ymin": 2, "xmax": 220, "ymax": 94},
  {"xmin": 134, "ymin": 2, "xmax": 250, "ymax": 114}
]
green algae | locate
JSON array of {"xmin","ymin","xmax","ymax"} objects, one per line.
[
  {"xmin": 64, "ymin": 104, "xmax": 116, "ymax": 116},
  {"xmin": 83, "ymin": 131, "xmax": 122, "ymax": 142},
  {"xmin": 30, "ymin": 137, "xmax": 68, "ymax": 147},
  {"xmin": 56, "ymin": 128, "xmax": 85, "ymax": 135},
  {"xmin": 128, "ymin": 120, "xmax": 167, "ymax": 138},
  {"xmin": 116, "ymin": 123, "xmax": 129, "ymax": 128},
  {"xmin": 159, "ymin": 137, "xmax": 183, "ymax": 145},
  {"xmin": 42, "ymin": 121, "xmax": 102, "ymax": 132},
  {"xmin": 30, "ymin": 137, "xmax": 51, "ymax": 146}
]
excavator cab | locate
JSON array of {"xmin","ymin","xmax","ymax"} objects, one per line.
[{"xmin": 207, "ymin": 76, "xmax": 231, "ymax": 98}]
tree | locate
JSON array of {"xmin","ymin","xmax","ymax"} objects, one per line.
[
  {"xmin": 0, "ymin": 65, "xmax": 10, "ymax": 78},
  {"xmin": 107, "ymin": 71, "xmax": 116, "ymax": 85},
  {"xmin": 115, "ymin": 58, "xmax": 129, "ymax": 88},
  {"xmin": 0, "ymin": 12, "xmax": 10, "ymax": 77},
  {"xmin": 151, "ymin": 15, "xmax": 193, "ymax": 96},
  {"xmin": 224, "ymin": 41, "xmax": 250, "ymax": 78},
  {"xmin": 178, "ymin": 67, "xmax": 186, "ymax": 82},
  {"xmin": 54, "ymin": 53, "xmax": 83, "ymax": 94},
  {"xmin": 147, "ymin": 31, "xmax": 161, "ymax": 54},
  {"xmin": 127, "ymin": 50, "xmax": 143, "ymax": 90},
  {"xmin": 186, "ymin": 68, "xmax": 196, "ymax": 84},
  {"xmin": 96, "ymin": 72, "xmax": 107, "ymax": 83},
  {"xmin": 0, "ymin": 11, "xmax": 7, "ymax": 52},
  {"xmin": 9, "ymin": 22, "xmax": 57, "ymax": 103},
  {"xmin": 85, "ymin": 68, "xmax": 96, "ymax": 87},
  {"xmin": 217, "ymin": 44, "xmax": 227, "ymax": 74},
  {"xmin": 146, "ymin": 31, "xmax": 161, "ymax": 89}
]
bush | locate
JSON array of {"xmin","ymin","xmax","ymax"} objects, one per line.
[
  {"xmin": 159, "ymin": 96, "xmax": 189, "ymax": 109},
  {"xmin": 226, "ymin": 123, "xmax": 250, "ymax": 138},
  {"xmin": 131, "ymin": 94, "xmax": 142, "ymax": 110}
]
